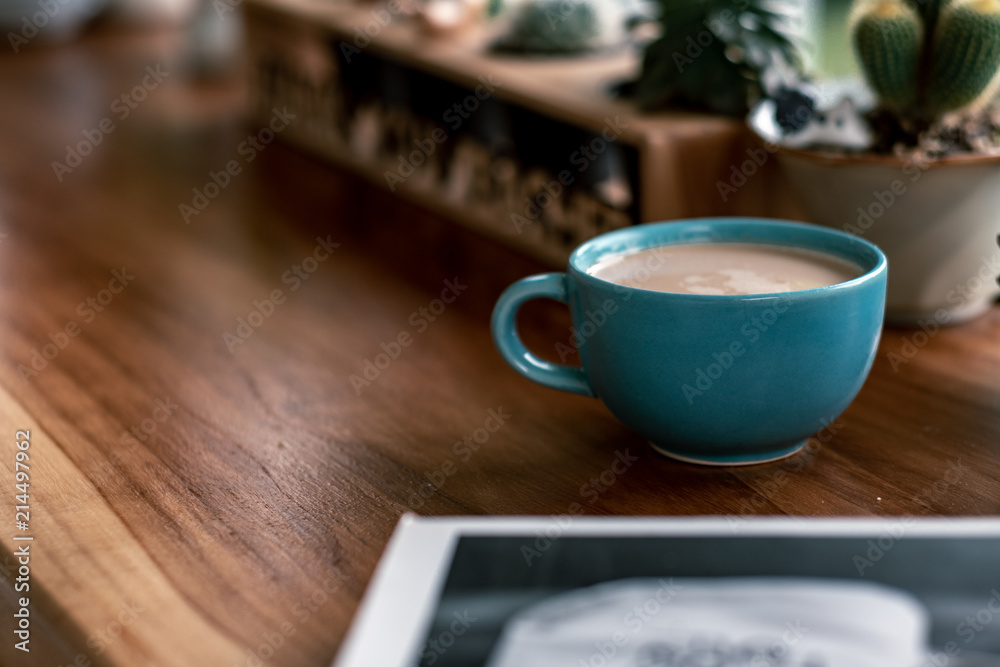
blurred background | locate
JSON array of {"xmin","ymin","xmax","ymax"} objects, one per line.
[{"xmin": 0, "ymin": 0, "xmax": 857, "ymax": 283}]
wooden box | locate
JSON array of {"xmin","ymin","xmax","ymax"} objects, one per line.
[{"xmin": 243, "ymin": 0, "xmax": 802, "ymax": 265}]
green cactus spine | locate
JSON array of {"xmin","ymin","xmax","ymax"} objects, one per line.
[{"xmin": 851, "ymin": 0, "xmax": 1000, "ymax": 125}]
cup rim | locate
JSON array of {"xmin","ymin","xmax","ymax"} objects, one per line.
[{"xmin": 568, "ymin": 217, "xmax": 888, "ymax": 300}]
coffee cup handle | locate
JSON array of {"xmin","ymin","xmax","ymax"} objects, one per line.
[{"xmin": 491, "ymin": 273, "xmax": 596, "ymax": 397}]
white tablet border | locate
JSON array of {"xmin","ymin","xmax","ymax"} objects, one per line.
[{"xmin": 333, "ymin": 515, "xmax": 1000, "ymax": 666}]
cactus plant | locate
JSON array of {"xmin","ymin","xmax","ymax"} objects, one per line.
[{"xmin": 851, "ymin": 0, "xmax": 1000, "ymax": 136}]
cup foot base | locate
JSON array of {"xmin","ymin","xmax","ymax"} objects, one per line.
[{"xmin": 649, "ymin": 439, "xmax": 808, "ymax": 467}]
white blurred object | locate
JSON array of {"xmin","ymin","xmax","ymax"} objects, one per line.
[
  {"xmin": 486, "ymin": 578, "xmax": 931, "ymax": 667},
  {"xmin": 182, "ymin": 0, "xmax": 244, "ymax": 75},
  {"xmin": 418, "ymin": 0, "xmax": 487, "ymax": 34},
  {"xmin": 783, "ymin": 97, "xmax": 873, "ymax": 150},
  {"xmin": 749, "ymin": 96, "xmax": 873, "ymax": 150},
  {"xmin": 110, "ymin": 0, "xmax": 197, "ymax": 24}
]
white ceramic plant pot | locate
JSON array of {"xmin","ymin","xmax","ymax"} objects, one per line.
[{"xmin": 775, "ymin": 148, "xmax": 1000, "ymax": 326}]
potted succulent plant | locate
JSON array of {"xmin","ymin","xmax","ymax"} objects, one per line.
[
  {"xmin": 625, "ymin": 0, "xmax": 808, "ymax": 117},
  {"xmin": 753, "ymin": 0, "xmax": 1000, "ymax": 325}
]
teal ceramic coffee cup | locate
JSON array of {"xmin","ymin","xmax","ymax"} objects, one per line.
[{"xmin": 491, "ymin": 218, "xmax": 888, "ymax": 465}]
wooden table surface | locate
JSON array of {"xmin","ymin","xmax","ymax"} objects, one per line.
[{"xmin": 0, "ymin": 23, "xmax": 998, "ymax": 667}]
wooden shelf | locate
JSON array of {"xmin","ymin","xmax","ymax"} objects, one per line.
[
  {"xmin": 243, "ymin": 0, "xmax": 802, "ymax": 265},
  {"xmin": 246, "ymin": 0, "xmax": 648, "ymax": 134}
]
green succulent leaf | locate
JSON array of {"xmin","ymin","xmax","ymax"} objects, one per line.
[{"xmin": 631, "ymin": 0, "xmax": 806, "ymax": 116}]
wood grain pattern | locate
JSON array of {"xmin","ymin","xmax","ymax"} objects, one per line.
[{"xmin": 0, "ymin": 20, "xmax": 997, "ymax": 667}]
